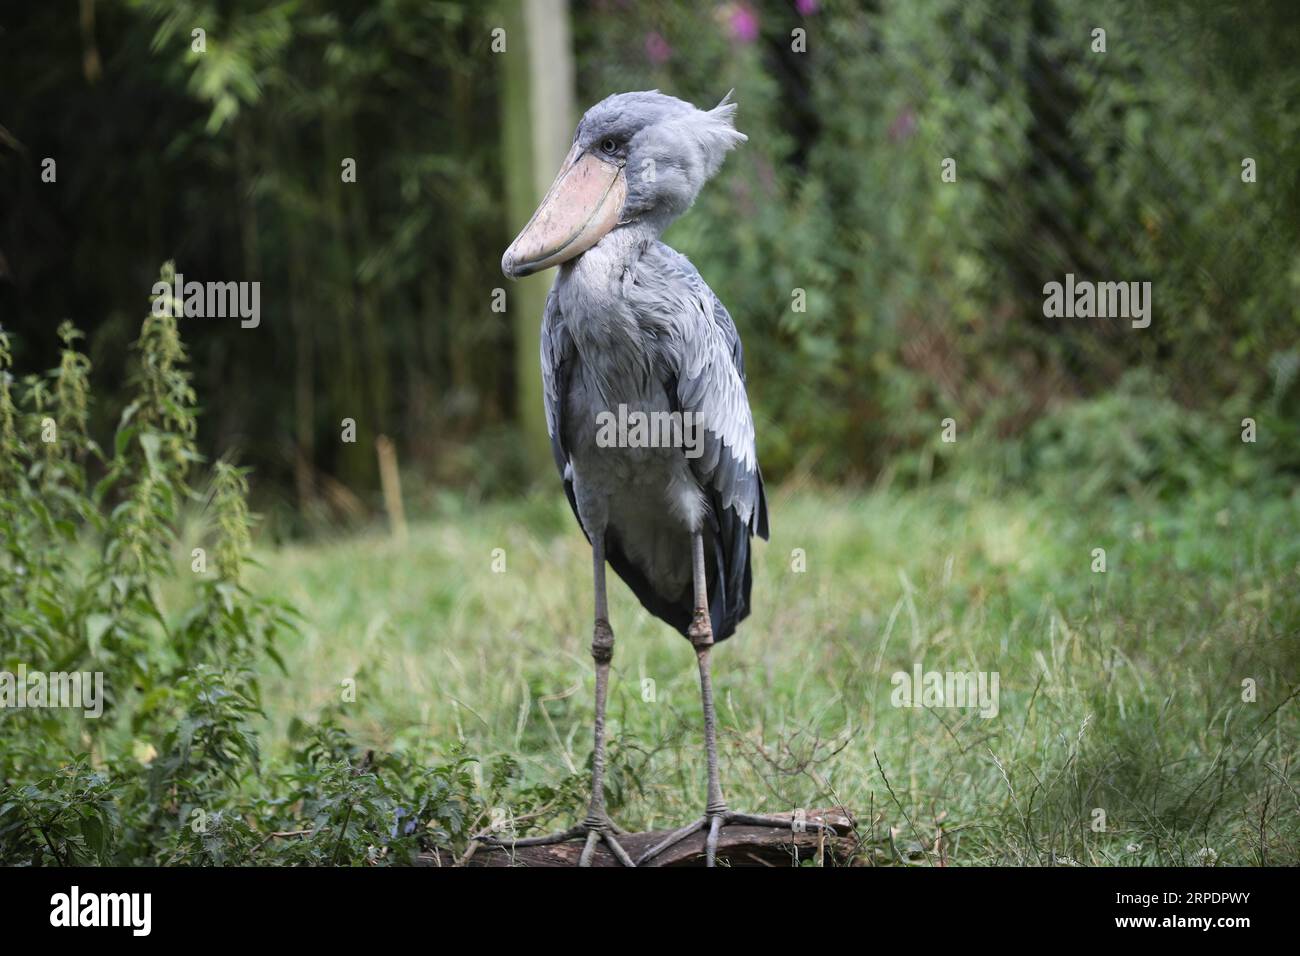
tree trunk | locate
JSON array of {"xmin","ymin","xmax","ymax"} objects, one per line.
[{"xmin": 499, "ymin": 0, "xmax": 575, "ymax": 475}]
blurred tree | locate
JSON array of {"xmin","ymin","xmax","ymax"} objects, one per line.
[
  {"xmin": 1, "ymin": 0, "xmax": 519, "ymax": 528},
  {"xmin": 0, "ymin": 0, "xmax": 1295, "ymax": 519},
  {"xmin": 499, "ymin": 0, "xmax": 576, "ymax": 475}
]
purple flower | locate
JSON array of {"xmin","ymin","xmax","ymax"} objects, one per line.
[
  {"xmin": 724, "ymin": 3, "xmax": 759, "ymax": 44},
  {"xmin": 888, "ymin": 107, "xmax": 917, "ymax": 143},
  {"xmin": 645, "ymin": 31, "xmax": 672, "ymax": 65},
  {"xmin": 795, "ymin": 0, "xmax": 820, "ymax": 14}
]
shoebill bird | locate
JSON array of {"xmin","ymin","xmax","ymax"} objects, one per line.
[{"xmin": 495, "ymin": 91, "xmax": 832, "ymax": 866}]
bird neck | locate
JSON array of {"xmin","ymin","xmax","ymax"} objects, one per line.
[
  {"xmin": 562, "ymin": 220, "xmax": 659, "ymax": 290},
  {"xmin": 557, "ymin": 221, "xmax": 661, "ymax": 387},
  {"xmin": 607, "ymin": 218, "xmax": 662, "ymax": 268}
]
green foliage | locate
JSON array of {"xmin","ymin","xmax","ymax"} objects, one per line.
[
  {"xmin": 246, "ymin": 477, "xmax": 1300, "ymax": 866},
  {"xmin": 1011, "ymin": 371, "xmax": 1264, "ymax": 500},
  {"xmin": 4, "ymin": 0, "xmax": 1296, "ymax": 512},
  {"xmin": 2, "ymin": 0, "xmax": 509, "ymax": 526},
  {"xmin": 925, "ymin": 368, "xmax": 1298, "ymax": 502},
  {"xmin": 0, "ymin": 267, "xmax": 498, "ymax": 865},
  {"xmin": 578, "ymin": 0, "xmax": 1300, "ymax": 484}
]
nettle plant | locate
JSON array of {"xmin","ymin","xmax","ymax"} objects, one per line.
[{"xmin": 0, "ymin": 264, "xmax": 504, "ymax": 865}]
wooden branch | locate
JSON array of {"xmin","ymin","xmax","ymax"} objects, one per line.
[{"xmin": 429, "ymin": 808, "xmax": 860, "ymax": 868}]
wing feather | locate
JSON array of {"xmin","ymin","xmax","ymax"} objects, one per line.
[
  {"xmin": 650, "ymin": 246, "xmax": 769, "ymax": 640},
  {"xmin": 540, "ymin": 287, "xmax": 584, "ymax": 534},
  {"xmin": 657, "ymin": 250, "xmax": 767, "ymax": 539}
]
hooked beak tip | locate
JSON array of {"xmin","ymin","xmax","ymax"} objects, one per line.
[
  {"xmin": 501, "ymin": 249, "xmax": 536, "ymax": 280},
  {"xmin": 501, "ymin": 250, "xmax": 520, "ymax": 280}
]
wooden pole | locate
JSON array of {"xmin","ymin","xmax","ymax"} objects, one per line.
[
  {"xmin": 375, "ymin": 434, "xmax": 407, "ymax": 543},
  {"xmin": 499, "ymin": 0, "xmax": 575, "ymax": 476}
]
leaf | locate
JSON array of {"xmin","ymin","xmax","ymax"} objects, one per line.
[
  {"xmin": 85, "ymin": 614, "xmax": 113, "ymax": 658},
  {"xmin": 264, "ymin": 643, "xmax": 287, "ymax": 675},
  {"xmin": 114, "ymin": 422, "xmax": 139, "ymax": 460},
  {"xmin": 139, "ymin": 431, "xmax": 162, "ymax": 476},
  {"xmin": 81, "ymin": 815, "xmax": 106, "ymax": 857}
]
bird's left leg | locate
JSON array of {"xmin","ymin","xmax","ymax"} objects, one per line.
[
  {"xmin": 477, "ymin": 533, "xmax": 634, "ymax": 866},
  {"xmin": 636, "ymin": 532, "xmax": 837, "ymax": 867}
]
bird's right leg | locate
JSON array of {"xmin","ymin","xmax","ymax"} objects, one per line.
[
  {"xmin": 635, "ymin": 532, "xmax": 837, "ymax": 866},
  {"xmin": 477, "ymin": 532, "xmax": 634, "ymax": 866}
]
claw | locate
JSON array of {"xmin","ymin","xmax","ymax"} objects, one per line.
[
  {"xmin": 480, "ymin": 819, "xmax": 636, "ymax": 867},
  {"xmin": 635, "ymin": 817, "xmax": 707, "ymax": 865},
  {"xmin": 603, "ymin": 831, "xmax": 636, "ymax": 867},
  {"xmin": 578, "ymin": 829, "xmax": 601, "ymax": 867},
  {"xmin": 637, "ymin": 810, "xmax": 839, "ymax": 867},
  {"xmin": 705, "ymin": 814, "xmax": 723, "ymax": 867}
]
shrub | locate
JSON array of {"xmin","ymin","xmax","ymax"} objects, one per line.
[{"xmin": 0, "ymin": 264, "xmax": 498, "ymax": 865}]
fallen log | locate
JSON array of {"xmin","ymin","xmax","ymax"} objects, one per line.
[{"xmin": 427, "ymin": 807, "xmax": 860, "ymax": 867}]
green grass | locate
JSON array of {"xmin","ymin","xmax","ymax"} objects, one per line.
[{"xmin": 250, "ymin": 482, "xmax": 1300, "ymax": 865}]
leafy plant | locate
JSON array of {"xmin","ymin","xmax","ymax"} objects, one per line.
[{"xmin": 0, "ymin": 264, "xmax": 494, "ymax": 865}]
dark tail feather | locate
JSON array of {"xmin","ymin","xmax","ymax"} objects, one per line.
[
  {"xmin": 604, "ymin": 534, "xmax": 694, "ymax": 637},
  {"xmin": 603, "ymin": 507, "xmax": 756, "ymax": 644},
  {"xmin": 706, "ymin": 502, "xmax": 753, "ymax": 642},
  {"xmin": 601, "ymin": 469, "xmax": 766, "ymax": 644}
]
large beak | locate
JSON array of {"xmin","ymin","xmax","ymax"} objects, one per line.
[{"xmin": 501, "ymin": 144, "xmax": 627, "ymax": 279}]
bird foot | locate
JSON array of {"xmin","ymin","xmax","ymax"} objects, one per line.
[
  {"xmin": 478, "ymin": 817, "xmax": 635, "ymax": 867},
  {"xmin": 636, "ymin": 809, "xmax": 838, "ymax": 867}
]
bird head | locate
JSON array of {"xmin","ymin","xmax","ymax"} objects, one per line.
[{"xmin": 502, "ymin": 91, "xmax": 746, "ymax": 279}]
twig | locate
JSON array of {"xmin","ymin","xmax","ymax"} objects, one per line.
[
  {"xmin": 257, "ymin": 828, "xmax": 312, "ymax": 848},
  {"xmin": 873, "ymin": 750, "xmax": 934, "ymax": 866}
]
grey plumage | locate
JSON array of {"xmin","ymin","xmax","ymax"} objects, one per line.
[
  {"xmin": 491, "ymin": 90, "xmax": 812, "ymax": 867},
  {"xmin": 531, "ymin": 91, "xmax": 767, "ymax": 641}
]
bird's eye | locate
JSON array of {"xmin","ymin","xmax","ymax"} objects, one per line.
[{"xmin": 600, "ymin": 138, "xmax": 619, "ymax": 155}]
